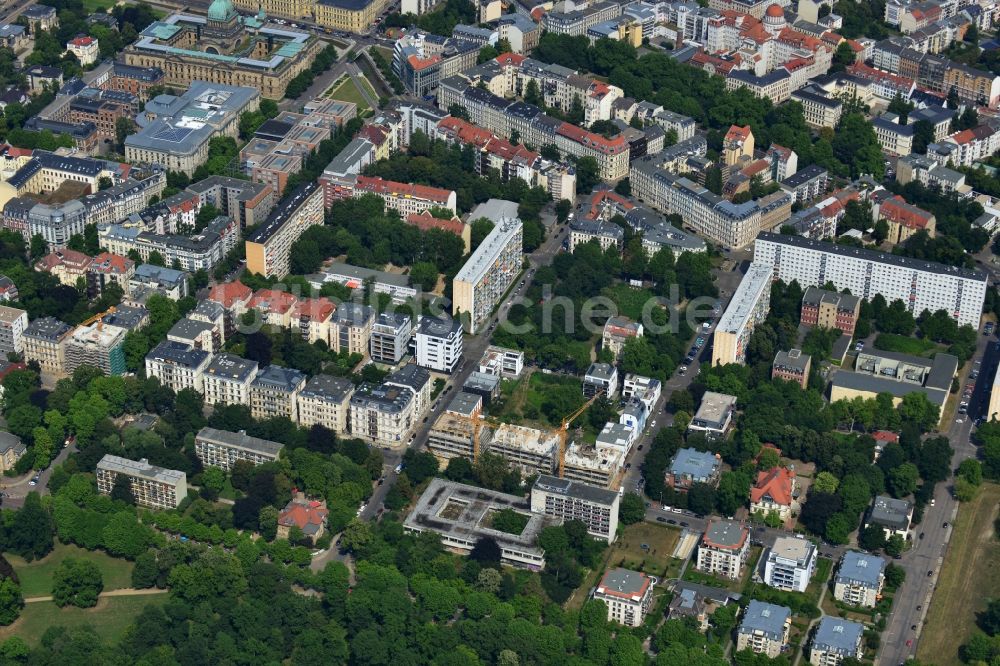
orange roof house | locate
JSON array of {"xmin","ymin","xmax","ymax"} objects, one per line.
[
  {"xmin": 750, "ymin": 467, "xmax": 797, "ymax": 525},
  {"xmin": 208, "ymin": 281, "xmax": 253, "ymax": 310},
  {"xmin": 277, "ymin": 493, "xmax": 329, "ymax": 541}
]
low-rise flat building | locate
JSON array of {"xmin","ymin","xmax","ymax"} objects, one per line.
[
  {"xmin": 833, "ymin": 550, "xmax": 886, "ymax": 608},
  {"xmin": 404, "ymin": 477, "xmax": 552, "ymax": 569},
  {"xmin": 194, "ymin": 427, "xmax": 283, "ymax": 471},
  {"xmin": 478, "ymin": 345, "xmax": 524, "ymax": 379},
  {"xmin": 531, "ymin": 474, "xmax": 620, "ymax": 543},
  {"xmin": 764, "ymin": 536, "xmax": 817, "ymax": 593},
  {"xmin": 667, "ymin": 447, "xmax": 722, "ymax": 490},
  {"xmin": 201, "ymin": 353, "xmax": 258, "ymax": 406},
  {"xmin": 831, "ymin": 349, "xmax": 957, "ymax": 410},
  {"xmin": 593, "ymin": 568, "xmax": 656, "ymax": 627},
  {"xmin": 296, "ymin": 374, "xmax": 355, "ymax": 434},
  {"xmin": 250, "ymin": 365, "xmax": 306, "ymax": 422},
  {"xmin": 696, "ymin": 519, "xmax": 750, "ymax": 579},
  {"xmin": 810, "ymin": 617, "xmax": 865, "ymax": 666},
  {"xmin": 689, "ymin": 391, "xmax": 737, "ymax": 438},
  {"xmin": 96, "ymin": 454, "xmax": 186, "ymax": 509},
  {"xmin": 737, "ymin": 601, "xmax": 792, "ymax": 658}
]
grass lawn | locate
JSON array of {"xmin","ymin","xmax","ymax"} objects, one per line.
[
  {"xmin": 327, "ymin": 77, "xmax": 370, "ymax": 112},
  {"xmin": 219, "ymin": 477, "xmax": 241, "ymax": 501},
  {"xmin": 601, "ymin": 284, "xmax": 659, "ymax": 321},
  {"xmin": 0, "ymin": 594, "xmax": 167, "ymax": 646},
  {"xmin": 357, "ymin": 74, "xmax": 379, "ymax": 103},
  {"xmin": 81, "ymin": 0, "xmax": 116, "ymax": 12},
  {"xmin": 493, "ymin": 371, "xmax": 586, "ymax": 429},
  {"xmin": 918, "ymin": 483, "xmax": 1000, "ymax": 666},
  {"xmin": 873, "ymin": 333, "xmax": 940, "ymax": 357},
  {"xmin": 7, "ymin": 543, "xmax": 134, "ymax": 598},
  {"xmin": 374, "ymin": 46, "xmax": 394, "ymax": 63},
  {"xmin": 684, "ymin": 546, "xmax": 762, "ymax": 593},
  {"xmin": 605, "ymin": 522, "xmax": 681, "ymax": 578}
]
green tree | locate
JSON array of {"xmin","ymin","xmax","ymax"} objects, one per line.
[
  {"xmin": 8, "ymin": 493, "xmax": 53, "ymax": 561},
  {"xmin": 470, "ymin": 217, "xmax": 495, "ymax": 250},
  {"xmin": 814, "ymin": 471, "xmax": 840, "ymax": 494},
  {"xmin": 409, "ymin": 261, "xmax": 439, "ymax": 292},
  {"xmin": 885, "ymin": 533, "xmax": 905, "ymax": 558},
  {"xmin": 201, "ymin": 467, "xmax": 225, "ymax": 494},
  {"xmin": 618, "ymin": 493, "xmax": 645, "ymax": 524},
  {"xmin": 110, "ymin": 475, "xmax": 135, "ymax": 505},
  {"xmin": 575, "ymin": 156, "xmax": 600, "ymax": 193},
  {"xmin": 858, "ymin": 523, "xmax": 887, "ymax": 552},
  {"xmin": 31, "ymin": 426, "xmax": 52, "ymax": 470},
  {"xmin": 259, "ymin": 505, "xmax": 279, "ymax": 541},
  {"xmin": 52, "ymin": 557, "xmax": 103, "ymax": 608},
  {"xmin": 0, "ymin": 579, "xmax": 22, "ymax": 626},
  {"xmin": 101, "ymin": 511, "xmax": 155, "ymax": 560},
  {"xmin": 131, "ymin": 552, "xmax": 158, "ymax": 589}
]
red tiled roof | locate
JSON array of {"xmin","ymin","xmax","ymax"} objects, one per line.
[
  {"xmin": 355, "ymin": 175, "xmax": 454, "ymax": 204},
  {"xmin": 555, "ymin": 122, "xmax": 627, "ymax": 155},
  {"xmin": 495, "ymin": 53, "xmax": 526, "ymax": 67},
  {"xmin": 880, "ymin": 195, "xmax": 933, "ymax": 229},
  {"xmin": 293, "ymin": 297, "xmax": 335, "ymax": 321},
  {"xmin": 278, "ymin": 501, "xmax": 328, "ymax": 529},
  {"xmin": 36, "ymin": 248, "xmax": 91, "ymax": 271},
  {"xmin": 407, "ymin": 53, "xmax": 441, "ymax": 71},
  {"xmin": 585, "ymin": 189, "xmax": 634, "ymax": 219},
  {"xmin": 750, "ymin": 467, "xmax": 795, "ymax": 506},
  {"xmin": 70, "ymin": 36, "xmax": 95, "ymax": 46},
  {"xmin": 873, "ymin": 430, "xmax": 899, "ymax": 443},
  {"xmin": 208, "ymin": 281, "xmax": 252, "ymax": 308},
  {"xmin": 249, "ymin": 288, "xmax": 298, "ymax": 314},
  {"xmin": 725, "ymin": 124, "xmax": 752, "ymax": 144},
  {"xmin": 405, "ymin": 211, "xmax": 466, "ymax": 236},
  {"xmin": 89, "ymin": 252, "xmax": 134, "ymax": 275}
]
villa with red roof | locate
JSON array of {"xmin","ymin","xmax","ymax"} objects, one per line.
[
  {"xmin": 207, "ymin": 281, "xmax": 253, "ymax": 334},
  {"xmin": 405, "ymin": 211, "xmax": 471, "ymax": 253},
  {"xmin": 750, "ymin": 467, "xmax": 797, "ymax": 525},
  {"xmin": 35, "ymin": 248, "xmax": 92, "ymax": 286},
  {"xmin": 248, "ymin": 289, "xmax": 299, "ymax": 328},
  {"xmin": 872, "ymin": 192, "xmax": 936, "ymax": 245},
  {"xmin": 67, "ymin": 35, "xmax": 99, "ymax": 66},
  {"xmin": 87, "ymin": 252, "xmax": 135, "ymax": 298},
  {"xmin": 292, "ymin": 297, "xmax": 336, "ymax": 345},
  {"xmin": 276, "ymin": 493, "xmax": 329, "ymax": 542}
]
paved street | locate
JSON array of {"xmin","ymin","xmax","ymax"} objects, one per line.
[
  {"xmin": 878, "ymin": 330, "xmax": 996, "ymax": 666},
  {"xmin": 1, "ymin": 439, "xmax": 76, "ymax": 510}
]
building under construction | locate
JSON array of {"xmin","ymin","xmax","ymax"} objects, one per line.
[
  {"xmin": 64, "ymin": 321, "xmax": 128, "ymax": 376},
  {"xmin": 563, "ymin": 441, "xmax": 624, "ymax": 489},
  {"xmin": 489, "ymin": 423, "xmax": 559, "ymax": 476},
  {"xmin": 427, "ymin": 413, "xmax": 492, "ymax": 462}
]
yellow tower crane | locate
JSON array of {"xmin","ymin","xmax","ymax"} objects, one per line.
[{"xmin": 557, "ymin": 391, "xmax": 602, "ymax": 479}]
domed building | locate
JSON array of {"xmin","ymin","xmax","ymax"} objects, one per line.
[
  {"xmin": 763, "ymin": 3, "xmax": 786, "ymax": 35},
  {"xmin": 202, "ymin": 0, "xmax": 242, "ymax": 52}
]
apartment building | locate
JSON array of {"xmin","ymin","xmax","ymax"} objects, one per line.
[
  {"xmin": 873, "ymin": 192, "xmax": 936, "ymax": 244},
  {"xmin": 791, "ymin": 86, "xmax": 843, "ymax": 129},
  {"xmin": 833, "ymin": 551, "xmax": 886, "ymax": 608},
  {"xmin": 22, "ymin": 316, "xmax": 72, "ymax": 374},
  {"xmin": 800, "ymin": 287, "xmax": 861, "ymax": 335},
  {"xmin": 350, "ymin": 381, "xmax": 415, "ymax": 447},
  {"xmin": 86, "ymin": 252, "xmax": 135, "ymax": 298},
  {"xmin": 329, "ymin": 302, "xmax": 373, "ymax": 357},
  {"xmin": 452, "ymin": 217, "xmax": 522, "ymax": 334},
  {"xmin": 245, "ymin": 182, "xmax": 323, "ymax": 278},
  {"xmin": 35, "ymin": 248, "xmax": 91, "ymax": 286},
  {"xmin": 103, "ymin": 218, "xmax": 238, "ymax": 275},
  {"xmin": 370, "ymin": 312, "xmax": 412, "ymax": 364},
  {"xmin": 750, "ymin": 466, "xmax": 797, "ymax": 523},
  {"xmin": 250, "ymin": 365, "xmax": 306, "ymax": 422},
  {"xmin": 144, "ymin": 341, "xmax": 211, "ymax": 393},
  {"xmin": 426, "ymin": 408, "xmax": 483, "ymax": 461},
  {"xmin": 194, "ymin": 427, "xmax": 283, "ymax": 472},
  {"xmin": 772, "ymin": 349, "xmax": 811, "ymax": 388},
  {"xmin": 415, "ymin": 316, "xmax": 463, "ymax": 373},
  {"xmin": 201, "ymin": 353, "xmax": 258, "ymax": 406},
  {"xmin": 207, "ymin": 281, "xmax": 253, "ymax": 334},
  {"xmin": 927, "ymin": 122, "xmax": 1000, "ymax": 168},
  {"xmin": 186, "ymin": 176, "xmax": 275, "ymax": 231},
  {"xmin": 866, "ymin": 495, "xmax": 913, "ymax": 539},
  {"xmin": 531, "ymin": 474, "xmax": 620, "ymax": 543},
  {"xmin": 764, "ymin": 536, "xmax": 817, "ymax": 592},
  {"xmin": 737, "ymin": 601, "xmax": 792, "ymax": 658},
  {"xmin": 0, "ymin": 431, "xmax": 24, "ymax": 473},
  {"xmin": 0, "ymin": 305, "xmax": 27, "ymax": 355},
  {"xmin": 296, "ymin": 374, "xmax": 355, "ymax": 434},
  {"xmin": 810, "ymin": 617, "xmax": 865, "ymax": 666},
  {"xmin": 569, "ymin": 218, "xmax": 624, "ymax": 252},
  {"xmin": 64, "ymin": 322, "xmax": 127, "ymax": 376},
  {"xmin": 349, "ymin": 176, "xmax": 457, "ymax": 217},
  {"xmin": 896, "ymin": 153, "xmax": 967, "ymax": 194},
  {"xmin": 479, "ymin": 345, "xmax": 524, "ymax": 379},
  {"xmin": 583, "ymin": 362, "xmax": 618, "ymax": 399},
  {"xmin": 712, "ymin": 263, "xmax": 773, "ymax": 366},
  {"xmin": 689, "ymin": 392, "xmax": 738, "ymax": 439},
  {"xmin": 562, "ymin": 440, "xmax": 624, "ymax": 489},
  {"xmin": 630, "ymin": 156, "xmax": 776, "ymax": 250},
  {"xmin": 489, "ymin": 423, "xmax": 559, "ymax": 477},
  {"xmin": 292, "ymin": 297, "xmax": 335, "ymax": 345},
  {"xmin": 602, "ymin": 317, "xmax": 643, "ymax": 359},
  {"xmin": 96, "ymin": 454, "xmax": 186, "ymax": 509},
  {"xmin": 593, "ymin": 568, "xmax": 656, "ymax": 627},
  {"xmin": 696, "ymin": 519, "xmax": 750, "ymax": 579},
  {"xmin": 754, "ymin": 232, "xmax": 986, "ymax": 328}
]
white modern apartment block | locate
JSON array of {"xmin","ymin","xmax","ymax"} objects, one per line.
[
  {"xmin": 712, "ymin": 263, "xmax": 772, "ymax": 366},
  {"xmin": 764, "ymin": 536, "xmax": 817, "ymax": 593},
  {"xmin": 452, "ymin": 215, "xmax": 523, "ymax": 335},
  {"xmin": 810, "ymin": 617, "xmax": 865, "ymax": 666},
  {"xmin": 96, "ymin": 454, "xmax": 187, "ymax": 509},
  {"xmin": 754, "ymin": 232, "xmax": 987, "ymax": 328},
  {"xmin": 531, "ymin": 474, "xmax": 620, "ymax": 543},
  {"xmin": 144, "ymin": 341, "xmax": 212, "ymax": 393},
  {"xmin": 297, "ymin": 374, "xmax": 355, "ymax": 434},
  {"xmin": 415, "ymin": 316, "xmax": 464, "ymax": 373},
  {"xmin": 593, "ymin": 568, "xmax": 656, "ymax": 627},
  {"xmin": 0, "ymin": 305, "xmax": 28, "ymax": 355},
  {"xmin": 478, "ymin": 345, "xmax": 524, "ymax": 379},
  {"xmin": 737, "ymin": 601, "xmax": 792, "ymax": 658},
  {"xmin": 696, "ymin": 519, "xmax": 750, "ymax": 579},
  {"xmin": 201, "ymin": 353, "xmax": 257, "ymax": 406},
  {"xmin": 833, "ymin": 551, "xmax": 886, "ymax": 608},
  {"xmin": 194, "ymin": 427, "xmax": 283, "ymax": 472},
  {"xmin": 370, "ymin": 312, "xmax": 412, "ymax": 365}
]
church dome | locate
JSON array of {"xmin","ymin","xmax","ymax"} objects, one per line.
[
  {"xmin": 207, "ymin": 0, "xmax": 236, "ymax": 21},
  {"xmin": 765, "ymin": 3, "xmax": 784, "ymax": 17}
]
